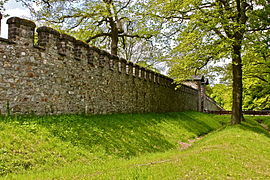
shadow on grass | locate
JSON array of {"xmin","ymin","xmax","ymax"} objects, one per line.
[
  {"xmin": 1, "ymin": 112, "xmax": 225, "ymax": 159},
  {"xmin": 168, "ymin": 112, "xmax": 220, "ymax": 136},
  {"xmin": 238, "ymin": 117, "xmax": 270, "ymax": 138}
]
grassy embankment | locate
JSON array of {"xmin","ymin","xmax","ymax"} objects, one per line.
[{"xmin": 0, "ymin": 112, "xmax": 270, "ymax": 179}]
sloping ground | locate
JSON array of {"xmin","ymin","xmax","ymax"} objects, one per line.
[
  {"xmin": 1, "ymin": 113, "xmax": 270, "ymax": 179},
  {"xmin": 99, "ymin": 123, "xmax": 270, "ymax": 179},
  {"xmin": 0, "ymin": 112, "xmax": 224, "ymax": 177},
  {"xmin": 247, "ymin": 116, "xmax": 270, "ymax": 131}
]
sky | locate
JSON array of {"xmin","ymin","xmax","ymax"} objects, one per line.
[{"xmin": 1, "ymin": 0, "xmax": 31, "ymax": 38}]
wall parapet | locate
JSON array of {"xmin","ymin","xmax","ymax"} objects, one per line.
[
  {"xmin": 7, "ymin": 17, "xmax": 36, "ymax": 27},
  {"xmin": 3, "ymin": 16, "xmax": 177, "ymax": 84},
  {"xmin": 7, "ymin": 17, "xmax": 36, "ymax": 46}
]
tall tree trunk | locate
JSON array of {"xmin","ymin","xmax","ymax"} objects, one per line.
[
  {"xmin": 231, "ymin": 42, "xmax": 243, "ymax": 125},
  {"xmin": 110, "ymin": 20, "xmax": 118, "ymax": 56},
  {"xmin": 230, "ymin": 0, "xmax": 248, "ymax": 125}
]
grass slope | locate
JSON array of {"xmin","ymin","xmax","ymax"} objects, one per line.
[
  {"xmin": 99, "ymin": 124, "xmax": 270, "ymax": 179},
  {"xmin": 0, "ymin": 112, "xmax": 269, "ymax": 179},
  {"xmin": 0, "ymin": 112, "xmax": 223, "ymax": 177}
]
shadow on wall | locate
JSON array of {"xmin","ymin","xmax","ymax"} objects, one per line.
[{"xmin": 2, "ymin": 112, "xmax": 224, "ymax": 159}]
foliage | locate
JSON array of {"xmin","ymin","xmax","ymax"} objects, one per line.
[
  {"xmin": 0, "ymin": 112, "xmax": 224, "ymax": 176},
  {"xmin": 135, "ymin": 60, "xmax": 161, "ymax": 73},
  {"xmin": 243, "ymin": 79, "xmax": 270, "ymax": 110},
  {"xmin": 206, "ymin": 84, "xmax": 232, "ymax": 110},
  {"xmin": 3, "ymin": 114, "xmax": 270, "ymax": 179},
  {"xmin": 242, "ymin": 30, "xmax": 270, "ymax": 110}
]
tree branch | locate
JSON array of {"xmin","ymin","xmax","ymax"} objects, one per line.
[
  {"xmin": 70, "ymin": 16, "xmax": 87, "ymax": 29},
  {"xmin": 41, "ymin": 0, "xmax": 51, "ymax": 8},
  {"xmin": 86, "ymin": 32, "xmax": 152, "ymax": 43},
  {"xmin": 212, "ymin": 28, "xmax": 226, "ymax": 40},
  {"xmin": 196, "ymin": 56, "xmax": 213, "ymax": 71},
  {"xmin": 118, "ymin": 33, "xmax": 152, "ymax": 39},
  {"xmin": 171, "ymin": 3, "xmax": 215, "ymax": 14},
  {"xmin": 251, "ymin": 62, "xmax": 270, "ymax": 69},
  {"xmin": 148, "ymin": 13, "xmax": 190, "ymax": 20},
  {"xmin": 247, "ymin": 27, "xmax": 270, "ymax": 32},
  {"xmin": 117, "ymin": 0, "xmax": 132, "ymax": 13},
  {"xmin": 245, "ymin": 74, "xmax": 269, "ymax": 83},
  {"xmin": 86, "ymin": 33, "xmax": 111, "ymax": 43}
]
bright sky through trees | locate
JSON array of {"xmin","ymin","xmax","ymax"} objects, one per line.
[{"xmin": 1, "ymin": 0, "xmax": 30, "ymax": 38}]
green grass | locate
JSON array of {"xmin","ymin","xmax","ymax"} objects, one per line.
[
  {"xmin": 245, "ymin": 115, "xmax": 270, "ymax": 129},
  {"xmin": 0, "ymin": 112, "xmax": 269, "ymax": 179}
]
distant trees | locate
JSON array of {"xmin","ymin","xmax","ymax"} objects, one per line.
[
  {"xmin": 207, "ymin": 84, "xmax": 232, "ymax": 110},
  {"xmin": 242, "ymin": 30, "xmax": 270, "ymax": 110}
]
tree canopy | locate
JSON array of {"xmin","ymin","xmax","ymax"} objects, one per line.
[{"xmin": 18, "ymin": 0, "xmax": 162, "ymax": 60}]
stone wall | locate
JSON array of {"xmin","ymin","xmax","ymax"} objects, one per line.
[
  {"xmin": 0, "ymin": 17, "xmax": 215, "ymax": 115},
  {"xmin": 204, "ymin": 96, "xmax": 223, "ymax": 111}
]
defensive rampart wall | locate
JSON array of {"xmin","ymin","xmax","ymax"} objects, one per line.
[{"xmin": 0, "ymin": 17, "xmax": 217, "ymax": 115}]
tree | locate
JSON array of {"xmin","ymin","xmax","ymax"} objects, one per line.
[
  {"xmin": 150, "ymin": 0, "xmax": 269, "ymax": 124},
  {"xmin": 18, "ymin": 0, "xmax": 156, "ymax": 56},
  {"xmin": 205, "ymin": 29, "xmax": 270, "ymax": 111},
  {"xmin": 203, "ymin": 29, "xmax": 269, "ymax": 111}
]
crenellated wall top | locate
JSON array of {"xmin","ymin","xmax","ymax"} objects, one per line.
[
  {"xmin": 0, "ymin": 16, "xmax": 199, "ymax": 92},
  {"xmin": 7, "ymin": 17, "xmax": 36, "ymax": 28}
]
